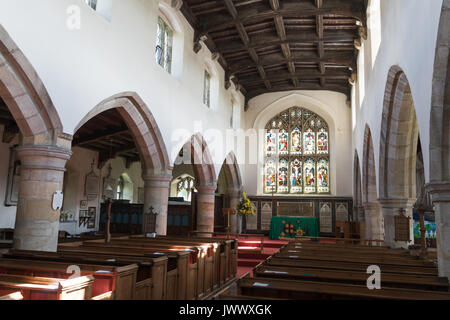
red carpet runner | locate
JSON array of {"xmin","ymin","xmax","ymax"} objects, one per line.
[{"xmin": 236, "ymin": 237, "xmax": 288, "ymax": 278}]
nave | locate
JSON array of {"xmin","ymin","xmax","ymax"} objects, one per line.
[
  {"xmin": 1, "ymin": 233, "xmax": 449, "ymax": 300},
  {"xmin": 0, "ymin": 0, "xmax": 449, "ymax": 304}
]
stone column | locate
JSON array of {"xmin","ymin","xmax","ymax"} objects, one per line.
[
  {"xmin": 363, "ymin": 202, "xmax": 383, "ymax": 243},
  {"xmin": 142, "ymin": 173, "xmax": 172, "ymax": 236},
  {"xmin": 228, "ymin": 190, "xmax": 241, "ymax": 234},
  {"xmin": 355, "ymin": 205, "xmax": 366, "ymax": 241},
  {"xmin": 13, "ymin": 145, "xmax": 72, "ymax": 252},
  {"xmin": 196, "ymin": 184, "xmax": 217, "ymax": 236},
  {"xmin": 378, "ymin": 198, "xmax": 416, "ymax": 249},
  {"xmin": 426, "ymin": 182, "xmax": 450, "ymax": 279}
]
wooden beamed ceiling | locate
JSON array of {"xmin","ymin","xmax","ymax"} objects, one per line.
[
  {"xmin": 181, "ymin": 0, "xmax": 368, "ymax": 109},
  {"xmin": 72, "ymin": 108, "xmax": 140, "ymax": 169},
  {"xmin": 0, "ymin": 97, "xmax": 19, "ymax": 144}
]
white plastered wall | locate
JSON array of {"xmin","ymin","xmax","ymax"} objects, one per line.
[
  {"xmin": 0, "ymin": 0, "xmax": 245, "ymax": 182},
  {"xmin": 353, "ymin": 0, "xmax": 443, "ymax": 191}
]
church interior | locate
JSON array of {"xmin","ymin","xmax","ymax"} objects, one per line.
[{"xmin": 0, "ymin": 0, "xmax": 449, "ymax": 301}]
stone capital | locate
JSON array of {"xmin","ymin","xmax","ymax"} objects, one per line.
[
  {"xmin": 142, "ymin": 173, "xmax": 173, "ymax": 188},
  {"xmin": 15, "ymin": 144, "xmax": 72, "ymax": 171},
  {"xmin": 362, "ymin": 202, "xmax": 379, "ymax": 211},
  {"xmin": 377, "ymin": 198, "xmax": 416, "ymax": 209},
  {"xmin": 426, "ymin": 181, "xmax": 450, "ymax": 202},
  {"xmin": 197, "ymin": 184, "xmax": 217, "ymax": 195}
]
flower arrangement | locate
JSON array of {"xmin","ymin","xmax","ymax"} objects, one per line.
[{"xmin": 237, "ymin": 192, "xmax": 255, "ymax": 216}]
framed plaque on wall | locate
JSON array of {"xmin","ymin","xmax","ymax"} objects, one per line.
[
  {"xmin": 319, "ymin": 202, "xmax": 332, "ymax": 233},
  {"xmin": 395, "ymin": 212, "xmax": 411, "ymax": 242},
  {"xmin": 4, "ymin": 146, "xmax": 20, "ymax": 206},
  {"xmin": 261, "ymin": 202, "xmax": 272, "ymax": 231},
  {"xmin": 336, "ymin": 202, "xmax": 349, "ymax": 222}
]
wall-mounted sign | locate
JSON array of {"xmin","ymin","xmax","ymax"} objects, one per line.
[
  {"xmin": 261, "ymin": 202, "xmax": 272, "ymax": 230},
  {"xmin": 52, "ymin": 191, "xmax": 64, "ymax": 211}
]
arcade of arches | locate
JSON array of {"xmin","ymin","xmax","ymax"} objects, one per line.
[{"xmin": 0, "ymin": 0, "xmax": 450, "ymax": 300}]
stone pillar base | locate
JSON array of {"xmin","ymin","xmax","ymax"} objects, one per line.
[
  {"xmin": 228, "ymin": 190, "xmax": 241, "ymax": 234},
  {"xmin": 426, "ymin": 182, "xmax": 450, "ymax": 280},
  {"xmin": 13, "ymin": 145, "xmax": 72, "ymax": 252},
  {"xmin": 378, "ymin": 198, "xmax": 416, "ymax": 249}
]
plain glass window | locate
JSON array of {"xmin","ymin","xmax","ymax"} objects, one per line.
[
  {"xmin": 84, "ymin": 0, "xmax": 97, "ymax": 10},
  {"xmin": 203, "ymin": 70, "xmax": 211, "ymax": 107},
  {"xmin": 156, "ymin": 17, "xmax": 173, "ymax": 73}
]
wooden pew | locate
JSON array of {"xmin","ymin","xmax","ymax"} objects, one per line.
[
  {"xmin": 266, "ymin": 256, "xmax": 438, "ymax": 277},
  {"xmin": 79, "ymin": 239, "xmax": 211, "ymax": 298},
  {"xmin": 58, "ymin": 243, "xmax": 192, "ymax": 300},
  {"xmin": 254, "ymin": 264, "xmax": 449, "ymax": 292},
  {"xmin": 8, "ymin": 248, "xmax": 171, "ymax": 300},
  {"xmin": 128, "ymin": 235, "xmax": 235, "ymax": 288},
  {"xmin": 120, "ymin": 237, "xmax": 220, "ymax": 292},
  {"xmin": 291, "ymin": 239, "xmax": 389, "ymax": 249},
  {"xmin": 238, "ymin": 276, "xmax": 450, "ymax": 300},
  {"xmin": 0, "ymin": 274, "xmax": 94, "ymax": 300},
  {"xmin": 274, "ymin": 251, "xmax": 435, "ymax": 268},
  {"xmin": 133, "ymin": 235, "xmax": 238, "ymax": 284},
  {"xmin": 0, "ymin": 255, "xmax": 137, "ymax": 300},
  {"xmin": 0, "ymin": 291, "xmax": 23, "ymax": 300},
  {"xmin": 158, "ymin": 235, "xmax": 238, "ymax": 282},
  {"xmin": 279, "ymin": 249, "xmax": 434, "ymax": 267},
  {"xmin": 285, "ymin": 242, "xmax": 410, "ymax": 256}
]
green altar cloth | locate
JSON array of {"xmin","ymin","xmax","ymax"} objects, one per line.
[{"xmin": 269, "ymin": 216, "xmax": 319, "ymax": 240}]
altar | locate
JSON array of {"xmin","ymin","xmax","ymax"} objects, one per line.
[{"xmin": 269, "ymin": 216, "xmax": 319, "ymax": 240}]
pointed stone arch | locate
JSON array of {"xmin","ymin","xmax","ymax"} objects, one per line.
[
  {"xmin": 221, "ymin": 151, "xmax": 243, "ymax": 193},
  {"xmin": 362, "ymin": 125, "xmax": 382, "ymax": 241},
  {"xmin": 219, "ymin": 151, "xmax": 243, "ymax": 234},
  {"xmin": 74, "ymin": 92, "xmax": 171, "ymax": 176},
  {"xmin": 362, "ymin": 125, "xmax": 377, "ymax": 205},
  {"xmin": 379, "ymin": 66, "xmax": 419, "ymax": 200},
  {"xmin": 378, "ymin": 66, "xmax": 419, "ymax": 247},
  {"xmin": 185, "ymin": 132, "xmax": 217, "ymax": 188},
  {"xmin": 353, "ymin": 151, "xmax": 363, "ymax": 222},
  {"xmin": 0, "ymin": 25, "xmax": 64, "ymax": 145},
  {"xmin": 0, "ymin": 25, "xmax": 71, "ymax": 252},
  {"xmin": 74, "ymin": 92, "xmax": 172, "ymax": 235},
  {"xmin": 427, "ymin": 0, "xmax": 450, "ymax": 279},
  {"xmin": 175, "ymin": 133, "xmax": 217, "ymax": 234},
  {"xmin": 429, "ymin": 0, "xmax": 450, "ymax": 184}
]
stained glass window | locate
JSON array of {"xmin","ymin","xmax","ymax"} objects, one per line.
[
  {"xmin": 156, "ymin": 17, "xmax": 173, "ymax": 73},
  {"xmin": 264, "ymin": 159, "xmax": 276, "ymax": 193},
  {"xmin": 264, "ymin": 106, "xmax": 330, "ymax": 194},
  {"xmin": 278, "ymin": 158, "xmax": 289, "ymax": 193}
]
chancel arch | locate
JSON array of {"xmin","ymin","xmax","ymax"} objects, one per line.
[
  {"xmin": 378, "ymin": 66, "xmax": 420, "ymax": 248},
  {"xmin": 0, "ymin": 25, "xmax": 71, "ymax": 252}
]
